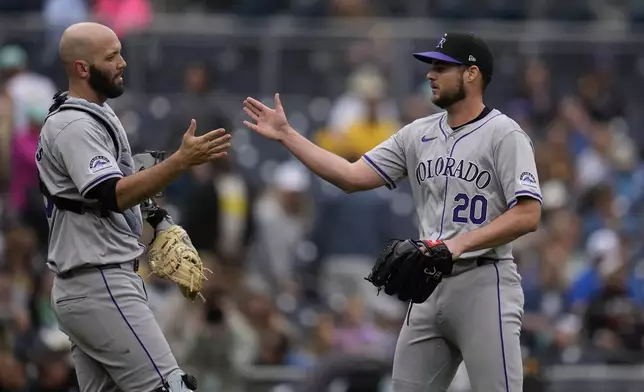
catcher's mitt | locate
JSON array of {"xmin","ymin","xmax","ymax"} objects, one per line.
[
  {"xmin": 147, "ymin": 224, "xmax": 211, "ymax": 302},
  {"xmin": 364, "ymin": 239, "xmax": 453, "ymax": 305}
]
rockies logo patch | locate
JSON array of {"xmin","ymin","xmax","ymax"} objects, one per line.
[
  {"xmin": 519, "ymin": 171, "xmax": 537, "ymax": 188},
  {"xmin": 89, "ymin": 155, "xmax": 113, "ymax": 173}
]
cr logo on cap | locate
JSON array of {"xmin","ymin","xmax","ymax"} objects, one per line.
[{"xmin": 436, "ymin": 34, "xmax": 447, "ymax": 49}]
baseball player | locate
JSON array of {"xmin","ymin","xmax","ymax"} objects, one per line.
[
  {"xmin": 35, "ymin": 22, "xmax": 231, "ymax": 392},
  {"xmin": 243, "ymin": 32, "xmax": 542, "ymax": 392}
]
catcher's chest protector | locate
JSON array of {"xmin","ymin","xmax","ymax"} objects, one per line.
[{"xmin": 38, "ymin": 91, "xmax": 143, "ymax": 236}]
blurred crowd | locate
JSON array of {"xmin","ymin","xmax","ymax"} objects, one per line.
[
  {"xmin": 5, "ymin": 0, "xmax": 644, "ymax": 26},
  {"xmin": 0, "ymin": 1, "xmax": 643, "ymax": 392}
]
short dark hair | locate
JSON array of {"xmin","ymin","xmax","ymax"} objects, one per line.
[
  {"xmin": 481, "ymin": 73, "xmax": 491, "ymax": 90},
  {"xmin": 460, "ymin": 64, "xmax": 490, "ymax": 91}
]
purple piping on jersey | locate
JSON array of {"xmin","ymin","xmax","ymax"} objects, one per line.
[
  {"xmin": 362, "ymin": 154, "xmax": 396, "ymax": 189},
  {"xmin": 80, "ymin": 172, "xmax": 123, "ymax": 196},
  {"xmin": 494, "ymin": 263, "xmax": 510, "ymax": 392},
  {"xmin": 439, "ymin": 114, "xmax": 448, "ymax": 139},
  {"xmin": 139, "ymin": 276, "xmax": 149, "ymax": 302},
  {"xmin": 514, "ymin": 190, "xmax": 542, "ymax": 201},
  {"xmin": 100, "ymin": 270, "xmax": 165, "ymax": 386},
  {"xmin": 437, "ymin": 113, "xmax": 502, "ymax": 239},
  {"xmin": 437, "ymin": 177, "xmax": 451, "ymax": 238},
  {"xmin": 507, "ymin": 190, "xmax": 543, "ymax": 209}
]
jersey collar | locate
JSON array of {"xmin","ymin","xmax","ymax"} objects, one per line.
[{"xmin": 440, "ymin": 107, "xmax": 496, "ymax": 136}]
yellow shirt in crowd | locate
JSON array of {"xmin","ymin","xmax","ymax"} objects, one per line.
[{"xmin": 315, "ymin": 119, "xmax": 399, "ymax": 159}]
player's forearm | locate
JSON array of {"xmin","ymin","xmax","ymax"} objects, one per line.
[
  {"xmin": 452, "ymin": 199, "xmax": 541, "ymax": 255},
  {"xmin": 280, "ymin": 126, "xmax": 356, "ymax": 192},
  {"xmin": 115, "ymin": 153, "xmax": 186, "ymax": 211}
]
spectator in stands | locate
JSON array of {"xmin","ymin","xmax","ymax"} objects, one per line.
[
  {"xmin": 1, "ymin": 225, "xmax": 41, "ymax": 314},
  {"xmin": 163, "ymin": 62, "xmax": 232, "ymax": 155},
  {"xmin": 93, "ymin": 0, "xmax": 153, "ymax": 38},
  {"xmin": 577, "ymin": 184, "xmax": 619, "ymax": 245},
  {"xmin": 26, "ymin": 269, "xmax": 55, "ymax": 334},
  {"xmin": 310, "ymin": 139, "xmax": 400, "ymax": 317},
  {"xmin": 0, "ymin": 45, "xmax": 57, "ymax": 135},
  {"xmin": 507, "ymin": 57, "xmax": 555, "ymax": 135},
  {"xmin": 316, "ymin": 71, "xmax": 399, "ymax": 159},
  {"xmin": 0, "ymin": 352, "xmax": 28, "ymax": 391},
  {"xmin": 163, "ymin": 62, "xmax": 235, "ymax": 206},
  {"xmin": 575, "ymin": 115, "xmax": 616, "ymax": 195},
  {"xmin": 312, "ymin": 184, "xmax": 394, "ymax": 304},
  {"xmin": 9, "ymin": 105, "xmax": 46, "ymax": 218},
  {"xmin": 399, "ymin": 81, "xmax": 438, "ymax": 125},
  {"xmin": 312, "ymin": 65, "xmax": 403, "ymax": 312},
  {"xmin": 0, "ymin": 266, "xmax": 29, "ymax": 354},
  {"xmin": 332, "ymin": 296, "xmax": 383, "ymax": 356},
  {"xmin": 535, "ymin": 122, "xmax": 576, "ymax": 203},
  {"xmin": 287, "ymin": 312, "xmax": 335, "ymax": 369},
  {"xmin": 576, "ymin": 70, "xmax": 624, "ymax": 121},
  {"xmin": 295, "ymin": 354, "xmax": 391, "ymax": 392},
  {"xmin": 0, "ymin": 85, "xmax": 13, "ymax": 193},
  {"xmin": 27, "ymin": 343, "xmax": 77, "ymax": 392},
  {"xmin": 583, "ymin": 246, "xmax": 644, "ymax": 364},
  {"xmin": 180, "ymin": 154, "xmax": 255, "ymax": 267},
  {"xmin": 42, "ymin": 0, "xmax": 90, "ymax": 65},
  {"xmin": 369, "ymin": 298, "xmax": 405, "ymax": 359},
  {"xmin": 325, "ymin": 64, "xmax": 398, "ymax": 134},
  {"xmin": 521, "ymin": 210, "xmax": 581, "ymax": 353},
  {"xmin": 522, "ymin": 358, "xmax": 547, "ymax": 392},
  {"xmin": 238, "ymin": 277, "xmax": 294, "ymax": 366},
  {"xmin": 567, "ymin": 229, "xmax": 644, "ymax": 316},
  {"xmin": 188, "ymin": 263, "xmax": 253, "ymax": 391},
  {"xmin": 160, "ymin": 252, "xmax": 256, "ymax": 391},
  {"xmin": 245, "ymin": 161, "xmax": 313, "ymax": 299}
]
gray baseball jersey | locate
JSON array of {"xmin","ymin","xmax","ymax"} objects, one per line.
[
  {"xmin": 39, "ymin": 97, "xmax": 182, "ymax": 392},
  {"xmin": 36, "ymin": 101, "xmax": 144, "ymax": 274},
  {"xmin": 363, "ymin": 108, "xmax": 541, "ymax": 266},
  {"xmin": 362, "ymin": 108, "xmax": 541, "ymax": 392}
]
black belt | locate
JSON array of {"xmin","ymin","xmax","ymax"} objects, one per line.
[
  {"xmin": 475, "ymin": 257, "xmax": 499, "ymax": 267},
  {"xmin": 444, "ymin": 257, "xmax": 499, "ymax": 278},
  {"xmin": 57, "ymin": 260, "xmax": 139, "ymax": 279}
]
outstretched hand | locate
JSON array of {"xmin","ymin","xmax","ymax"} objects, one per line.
[
  {"xmin": 243, "ymin": 93, "xmax": 291, "ymax": 142},
  {"xmin": 177, "ymin": 119, "xmax": 231, "ymax": 168}
]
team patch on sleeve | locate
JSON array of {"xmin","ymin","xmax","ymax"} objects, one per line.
[
  {"xmin": 518, "ymin": 171, "xmax": 538, "ymax": 189},
  {"xmin": 89, "ymin": 155, "xmax": 114, "ymax": 173}
]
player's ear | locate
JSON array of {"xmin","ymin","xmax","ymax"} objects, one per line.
[
  {"xmin": 75, "ymin": 60, "xmax": 90, "ymax": 79},
  {"xmin": 466, "ymin": 66, "xmax": 477, "ymax": 83}
]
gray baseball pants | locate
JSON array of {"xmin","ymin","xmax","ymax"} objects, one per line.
[
  {"xmin": 391, "ymin": 260, "xmax": 525, "ymax": 392},
  {"xmin": 51, "ymin": 261, "xmax": 179, "ymax": 392}
]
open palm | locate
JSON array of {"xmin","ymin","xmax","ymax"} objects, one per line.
[{"xmin": 243, "ymin": 94, "xmax": 290, "ymax": 141}]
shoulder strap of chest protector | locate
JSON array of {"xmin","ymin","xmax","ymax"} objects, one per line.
[{"xmin": 37, "ymin": 91, "xmax": 122, "ymax": 217}]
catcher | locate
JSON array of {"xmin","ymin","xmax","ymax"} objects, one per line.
[{"xmin": 37, "ymin": 22, "xmax": 231, "ymax": 392}]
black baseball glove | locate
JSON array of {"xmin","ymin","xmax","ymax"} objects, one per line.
[{"xmin": 365, "ymin": 239, "xmax": 453, "ymax": 304}]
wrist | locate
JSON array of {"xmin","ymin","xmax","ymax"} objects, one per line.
[
  {"xmin": 279, "ymin": 125, "xmax": 297, "ymax": 144},
  {"xmin": 146, "ymin": 206, "xmax": 169, "ymax": 229},
  {"xmin": 444, "ymin": 237, "xmax": 467, "ymax": 258},
  {"xmin": 455, "ymin": 235, "xmax": 471, "ymax": 254},
  {"xmin": 168, "ymin": 150, "xmax": 189, "ymax": 171}
]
